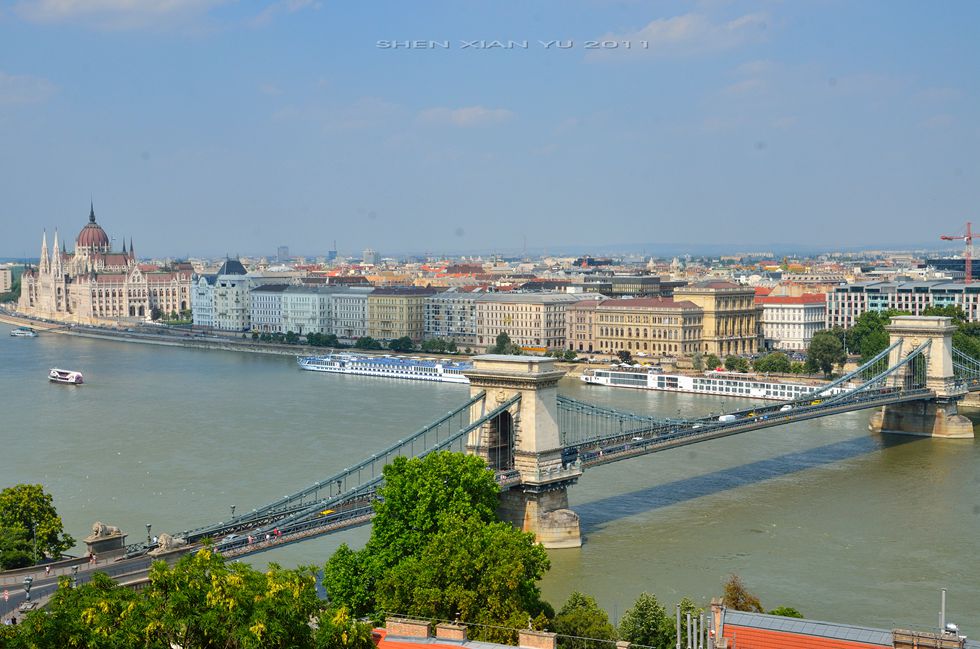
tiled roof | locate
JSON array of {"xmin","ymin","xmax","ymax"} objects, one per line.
[
  {"xmin": 723, "ymin": 611, "xmax": 892, "ymax": 647},
  {"xmin": 597, "ymin": 297, "xmax": 699, "ymax": 309},
  {"xmin": 756, "ymin": 294, "xmax": 826, "ymax": 305}
]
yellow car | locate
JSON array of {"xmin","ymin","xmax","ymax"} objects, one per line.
[{"xmin": 320, "ymin": 509, "xmax": 335, "ymax": 516}]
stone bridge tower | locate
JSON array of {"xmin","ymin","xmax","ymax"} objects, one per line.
[
  {"xmin": 868, "ymin": 316, "xmax": 974, "ymax": 438},
  {"xmin": 464, "ymin": 355, "xmax": 583, "ymax": 548}
]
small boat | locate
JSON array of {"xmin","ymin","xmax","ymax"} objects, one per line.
[
  {"xmin": 10, "ymin": 327, "xmax": 38, "ymax": 338},
  {"xmin": 49, "ymin": 368, "xmax": 84, "ymax": 384}
]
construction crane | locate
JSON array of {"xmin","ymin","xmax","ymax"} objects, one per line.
[{"xmin": 940, "ymin": 221, "xmax": 973, "ymax": 285}]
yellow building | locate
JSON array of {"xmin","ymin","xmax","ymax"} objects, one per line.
[
  {"xmin": 673, "ymin": 281, "xmax": 761, "ymax": 356},
  {"xmin": 566, "ymin": 298, "xmax": 703, "ymax": 356},
  {"xmin": 367, "ymin": 287, "xmax": 438, "ymax": 342}
]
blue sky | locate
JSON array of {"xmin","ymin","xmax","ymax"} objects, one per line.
[{"xmin": 1, "ymin": 0, "xmax": 978, "ymax": 258}]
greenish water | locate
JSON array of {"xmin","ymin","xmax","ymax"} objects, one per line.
[{"xmin": 1, "ymin": 330, "xmax": 977, "ymax": 632}]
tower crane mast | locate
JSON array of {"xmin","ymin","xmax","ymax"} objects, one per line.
[{"xmin": 940, "ymin": 222, "xmax": 973, "ymax": 285}]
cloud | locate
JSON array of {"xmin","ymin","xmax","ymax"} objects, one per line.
[
  {"xmin": 0, "ymin": 70, "xmax": 56, "ymax": 105},
  {"xmin": 418, "ymin": 106, "xmax": 515, "ymax": 127},
  {"xmin": 590, "ymin": 12, "xmax": 770, "ymax": 59},
  {"xmin": 258, "ymin": 83, "xmax": 283, "ymax": 96},
  {"xmin": 722, "ymin": 77, "xmax": 766, "ymax": 95},
  {"xmin": 252, "ymin": 0, "xmax": 321, "ymax": 26},
  {"xmin": 13, "ymin": 0, "xmax": 230, "ymax": 28}
]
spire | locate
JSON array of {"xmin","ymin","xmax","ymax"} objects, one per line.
[
  {"xmin": 89, "ymin": 200, "xmax": 96, "ymax": 223},
  {"xmin": 122, "ymin": 239, "xmax": 127, "ymax": 254},
  {"xmin": 39, "ymin": 229, "xmax": 49, "ymax": 273},
  {"xmin": 52, "ymin": 230, "xmax": 62, "ymax": 275},
  {"xmin": 129, "ymin": 237, "xmax": 135, "ymax": 260}
]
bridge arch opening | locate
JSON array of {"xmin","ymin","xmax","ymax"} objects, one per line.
[{"xmin": 487, "ymin": 410, "xmax": 515, "ymax": 471}]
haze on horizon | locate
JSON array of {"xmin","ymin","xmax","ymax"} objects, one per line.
[{"xmin": 0, "ymin": 0, "xmax": 977, "ymax": 259}]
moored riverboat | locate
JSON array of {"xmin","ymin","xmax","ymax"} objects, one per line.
[
  {"xmin": 49, "ymin": 368, "xmax": 84, "ymax": 384},
  {"xmin": 297, "ymin": 353, "xmax": 471, "ymax": 384}
]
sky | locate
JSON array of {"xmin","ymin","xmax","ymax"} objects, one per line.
[{"xmin": 0, "ymin": 0, "xmax": 978, "ymax": 259}]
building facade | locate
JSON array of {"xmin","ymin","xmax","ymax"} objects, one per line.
[
  {"xmin": 423, "ymin": 289, "xmax": 479, "ymax": 346},
  {"xmin": 590, "ymin": 298, "xmax": 703, "ymax": 356},
  {"xmin": 0, "ymin": 265, "xmax": 11, "ymax": 293},
  {"xmin": 367, "ymin": 287, "xmax": 437, "ymax": 342},
  {"xmin": 475, "ymin": 293, "xmax": 584, "ymax": 352},
  {"xmin": 674, "ymin": 281, "xmax": 761, "ymax": 356},
  {"xmin": 826, "ymin": 281, "xmax": 980, "ymax": 328},
  {"xmin": 331, "ymin": 287, "xmax": 372, "ymax": 342},
  {"xmin": 757, "ymin": 293, "xmax": 826, "ymax": 351},
  {"xmin": 250, "ymin": 284, "xmax": 289, "ymax": 333},
  {"xmin": 18, "ymin": 206, "xmax": 192, "ymax": 324},
  {"xmin": 191, "ymin": 259, "xmax": 250, "ymax": 331}
]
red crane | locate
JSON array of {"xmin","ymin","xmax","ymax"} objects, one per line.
[{"xmin": 940, "ymin": 222, "xmax": 973, "ymax": 285}]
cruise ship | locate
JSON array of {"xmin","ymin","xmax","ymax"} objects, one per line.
[
  {"xmin": 297, "ymin": 353, "xmax": 472, "ymax": 384},
  {"xmin": 10, "ymin": 327, "xmax": 38, "ymax": 337},
  {"xmin": 582, "ymin": 367, "xmax": 848, "ymax": 401}
]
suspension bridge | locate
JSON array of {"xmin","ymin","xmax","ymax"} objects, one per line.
[{"xmin": 122, "ymin": 314, "xmax": 970, "ymax": 558}]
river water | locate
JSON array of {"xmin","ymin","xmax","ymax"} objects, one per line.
[{"xmin": 1, "ymin": 331, "xmax": 977, "ymax": 631}]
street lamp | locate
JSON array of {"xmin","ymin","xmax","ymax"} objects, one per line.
[
  {"xmin": 230, "ymin": 505, "xmax": 236, "ymax": 519},
  {"xmin": 146, "ymin": 523, "xmax": 152, "ymax": 546},
  {"xmin": 71, "ymin": 565, "xmax": 78, "ymax": 589},
  {"xmin": 22, "ymin": 576, "xmax": 33, "ymax": 603}
]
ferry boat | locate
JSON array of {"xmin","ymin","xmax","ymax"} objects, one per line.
[
  {"xmin": 10, "ymin": 327, "xmax": 38, "ymax": 337},
  {"xmin": 297, "ymin": 353, "xmax": 471, "ymax": 384},
  {"xmin": 49, "ymin": 368, "xmax": 84, "ymax": 384},
  {"xmin": 581, "ymin": 367, "xmax": 848, "ymax": 401}
]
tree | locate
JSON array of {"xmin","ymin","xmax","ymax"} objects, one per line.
[
  {"xmin": 322, "ymin": 452, "xmax": 502, "ymax": 618},
  {"xmin": 724, "ymin": 356, "xmax": 750, "ymax": 372},
  {"xmin": 285, "ymin": 330, "xmax": 300, "ymax": 344},
  {"xmin": 562, "ymin": 350, "xmax": 578, "ymax": 361},
  {"xmin": 705, "ymin": 354, "xmax": 722, "ymax": 371},
  {"xmin": 0, "ymin": 525, "xmax": 32, "ymax": 569},
  {"xmin": 617, "ymin": 350, "xmax": 633, "ymax": 364},
  {"xmin": 677, "ymin": 597, "xmax": 704, "ymax": 649},
  {"xmin": 489, "ymin": 331, "xmax": 523, "ymax": 354},
  {"xmin": 753, "ymin": 352, "xmax": 791, "ymax": 374},
  {"xmin": 354, "ymin": 336, "xmax": 383, "ymax": 350},
  {"xmin": 150, "ymin": 306, "xmax": 162, "ymax": 320},
  {"xmin": 619, "ymin": 592, "xmax": 673, "ymax": 649},
  {"xmin": 691, "ymin": 353, "xmax": 704, "ymax": 371},
  {"xmin": 553, "ymin": 591, "xmax": 618, "ymax": 649},
  {"xmin": 314, "ymin": 606, "xmax": 375, "ymax": 649},
  {"xmin": 388, "ymin": 336, "xmax": 415, "ymax": 352},
  {"xmin": 805, "ymin": 330, "xmax": 846, "ymax": 377},
  {"xmin": 722, "ymin": 574, "xmax": 763, "ymax": 613},
  {"xmin": 0, "ymin": 484, "xmax": 75, "ymax": 559},
  {"xmin": 376, "ymin": 512, "xmax": 551, "ymax": 644},
  {"xmin": 768, "ymin": 606, "xmax": 804, "ymax": 618}
]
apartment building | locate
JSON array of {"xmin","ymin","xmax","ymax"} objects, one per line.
[
  {"xmin": 826, "ymin": 281, "xmax": 980, "ymax": 328},
  {"xmin": 756, "ymin": 293, "xmax": 826, "ymax": 351},
  {"xmin": 475, "ymin": 293, "xmax": 585, "ymax": 352},
  {"xmin": 674, "ymin": 281, "xmax": 761, "ymax": 356},
  {"xmin": 423, "ymin": 289, "xmax": 479, "ymax": 346},
  {"xmin": 368, "ymin": 287, "xmax": 438, "ymax": 342}
]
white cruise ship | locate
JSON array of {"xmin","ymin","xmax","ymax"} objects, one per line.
[
  {"xmin": 297, "ymin": 353, "xmax": 471, "ymax": 384},
  {"xmin": 582, "ymin": 367, "xmax": 847, "ymax": 401}
]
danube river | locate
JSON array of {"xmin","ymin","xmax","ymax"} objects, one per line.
[{"xmin": 2, "ymin": 331, "xmax": 978, "ymax": 631}]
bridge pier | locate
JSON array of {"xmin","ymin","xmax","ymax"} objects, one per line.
[
  {"xmin": 868, "ymin": 316, "xmax": 974, "ymax": 439},
  {"xmin": 465, "ymin": 355, "xmax": 583, "ymax": 549}
]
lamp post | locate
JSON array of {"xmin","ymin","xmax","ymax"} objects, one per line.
[
  {"xmin": 230, "ymin": 505, "xmax": 236, "ymax": 519},
  {"xmin": 146, "ymin": 523, "xmax": 152, "ymax": 546},
  {"xmin": 22, "ymin": 576, "xmax": 33, "ymax": 603},
  {"xmin": 71, "ymin": 565, "xmax": 79, "ymax": 589}
]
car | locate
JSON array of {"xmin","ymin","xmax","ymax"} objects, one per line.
[
  {"xmin": 779, "ymin": 404, "xmax": 793, "ymax": 412},
  {"xmin": 718, "ymin": 414, "xmax": 737, "ymax": 423},
  {"xmin": 222, "ymin": 534, "xmax": 237, "ymax": 543},
  {"xmin": 632, "ymin": 436, "xmax": 644, "ymax": 442}
]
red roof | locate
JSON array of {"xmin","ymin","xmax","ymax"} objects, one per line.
[
  {"xmin": 722, "ymin": 624, "xmax": 886, "ymax": 649},
  {"xmin": 755, "ymin": 286, "xmax": 773, "ymax": 296}
]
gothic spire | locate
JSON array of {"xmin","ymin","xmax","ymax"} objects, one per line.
[
  {"xmin": 89, "ymin": 200, "xmax": 96, "ymax": 223},
  {"xmin": 52, "ymin": 230, "xmax": 62, "ymax": 275},
  {"xmin": 40, "ymin": 229, "xmax": 49, "ymax": 274},
  {"xmin": 122, "ymin": 239, "xmax": 127, "ymax": 254},
  {"xmin": 129, "ymin": 237, "xmax": 135, "ymax": 260}
]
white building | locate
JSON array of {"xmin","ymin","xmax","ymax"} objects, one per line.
[
  {"xmin": 191, "ymin": 258, "xmax": 251, "ymax": 331},
  {"xmin": 330, "ymin": 287, "xmax": 373, "ymax": 342},
  {"xmin": 826, "ymin": 281, "xmax": 980, "ymax": 328},
  {"xmin": 281, "ymin": 286, "xmax": 329, "ymax": 335},
  {"xmin": 250, "ymin": 284, "xmax": 289, "ymax": 333},
  {"xmin": 362, "ymin": 248, "xmax": 379, "ymax": 265},
  {"xmin": 756, "ymin": 293, "xmax": 826, "ymax": 351}
]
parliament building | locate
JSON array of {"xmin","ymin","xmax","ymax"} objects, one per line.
[{"xmin": 18, "ymin": 205, "xmax": 193, "ymax": 324}]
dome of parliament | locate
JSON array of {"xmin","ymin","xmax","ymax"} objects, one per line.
[{"xmin": 76, "ymin": 204, "xmax": 110, "ymax": 250}]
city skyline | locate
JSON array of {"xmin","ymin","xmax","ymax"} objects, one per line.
[{"xmin": 1, "ymin": 1, "xmax": 978, "ymax": 257}]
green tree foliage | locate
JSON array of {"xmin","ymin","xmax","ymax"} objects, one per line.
[
  {"xmin": 768, "ymin": 606, "xmax": 804, "ymax": 618},
  {"xmin": 677, "ymin": 597, "xmax": 704, "ymax": 649},
  {"xmin": 616, "ymin": 350, "xmax": 633, "ymax": 363},
  {"xmin": 306, "ymin": 332, "xmax": 343, "ymax": 348},
  {"xmin": 921, "ymin": 304, "xmax": 967, "ymax": 324},
  {"xmin": 789, "ymin": 361, "xmax": 806, "ymax": 374},
  {"xmin": 0, "ymin": 484, "xmax": 75, "ymax": 559},
  {"xmin": 843, "ymin": 310, "xmax": 908, "ymax": 362},
  {"xmin": 724, "ymin": 356, "xmax": 750, "ymax": 372},
  {"xmin": 285, "ymin": 331, "xmax": 300, "ymax": 344},
  {"xmin": 562, "ymin": 350, "xmax": 577, "ymax": 361},
  {"xmin": 353, "ymin": 336, "xmax": 383, "ymax": 350},
  {"xmin": 619, "ymin": 592, "xmax": 673, "ymax": 649},
  {"xmin": 0, "ymin": 525, "xmax": 32, "ymax": 569},
  {"xmin": 388, "ymin": 336, "xmax": 415, "ymax": 352},
  {"xmin": 921, "ymin": 305, "xmax": 980, "ymax": 360},
  {"xmin": 704, "ymin": 354, "xmax": 722, "ymax": 371},
  {"xmin": 722, "ymin": 574, "xmax": 764, "ymax": 613},
  {"xmin": 5, "ymin": 548, "xmax": 374, "ymax": 649},
  {"xmin": 491, "ymin": 331, "xmax": 524, "ymax": 354},
  {"xmin": 421, "ymin": 338, "xmax": 458, "ymax": 353},
  {"xmin": 553, "ymin": 591, "xmax": 618, "ymax": 649},
  {"xmin": 376, "ymin": 512, "xmax": 551, "ymax": 644},
  {"xmin": 691, "ymin": 353, "xmax": 704, "ymax": 371},
  {"xmin": 804, "ymin": 330, "xmax": 846, "ymax": 377},
  {"xmin": 752, "ymin": 352, "xmax": 792, "ymax": 374}
]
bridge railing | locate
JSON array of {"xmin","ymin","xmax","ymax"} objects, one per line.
[
  {"xmin": 177, "ymin": 390, "xmax": 487, "ymax": 544},
  {"xmin": 214, "ymin": 393, "xmax": 524, "ymax": 550}
]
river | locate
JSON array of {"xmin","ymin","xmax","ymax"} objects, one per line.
[{"xmin": 1, "ymin": 330, "xmax": 977, "ymax": 631}]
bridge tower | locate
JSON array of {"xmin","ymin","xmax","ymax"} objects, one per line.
[
  {"xmin": 464, "ymin": 355, "xmax": 583, "ymax": 548},
  {"xmin": 868, "ymin": 316, "xmax": 974, "ymax": 438}
]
